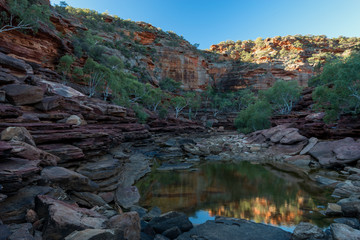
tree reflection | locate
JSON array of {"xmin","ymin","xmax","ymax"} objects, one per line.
[{"xmin": 137, "ymin": 162, "xmax": 332, "ymax": 227}]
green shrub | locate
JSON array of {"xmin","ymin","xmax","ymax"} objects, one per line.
[
  {"xmin": 261, "ymin": 80, "xmax": 301, "ymax": 114},
  {"xmin": 6, "ymin": 0, "xmax": 52, "ymax": 32},
  {"xmin": 234, "ymin": 100, "xmax": 272, "ymax": 134},
  {"xmin": 133, "ymin": 105, "xmax": 148, "ymax": 123},
  {"xmin": 313, "ymin": 52, "xmax": 360, "ymax": 122},
  {"xmin": 159, "ymin": 78, "xmax": 181, "ymax": 92},
  {"xmin": 57, "ymin": 54, "xmax": 74, "ymax": 75}
]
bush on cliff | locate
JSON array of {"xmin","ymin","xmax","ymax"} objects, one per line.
[
  {"xmin": 313, "ymin": 52, "xmax": 360, "ymax": 122},
  {"xmin": 5, "ymin": 0, "xmax": 52, "ymax": 32},
  {"xmin": 261, "ymin": 80, "xmax": 301, "ymax": 115},
  {"xmin": 235, "ymin": 100, "xmax": 272, "ymax": 134}
]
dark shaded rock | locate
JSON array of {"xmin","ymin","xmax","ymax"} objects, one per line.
[
  {"xmin": 300, "ymin": 137, "xmax": 318, "ymax": 155},
  {"xmin": 330, "ymin": 223, "xmax": 360, "ymax": 240},
  {"xmin": 77, "ymin": 157, "xmax": 121, "ymax": 180},
  {"xmin": 309, "ymin": 138, "xmax": 358, "ymax": 166},
  {"xmin": 38, "ymin": 144, "xmax": 84, "ymax": 164},
  {"xmin": 325, "ymin": 203, "xmax": 343, "ymax": 217},
  {"xmin": 130, "ymin": 205, "xmax": 148, "ymax": 218},
  {"xmin": 0, "ymin": 90, "xmax": 5, "ymax": 102},
  {"xmin": 0, "ymin": 158, "xmax": 41, "ymax": 194},
  {"xmin": 35, "ymin": 195, "xmax": 107, "ymax": 240},
  {"xmin": 8, "ymin": 223, "xmax": 34, "ymax": 240},
  {"xmin": 314, "ymin": 175, "xmax": 340, "ymax": 187},
  {"xmin": 0, "ymin": 140, "xmax": 12, "ymax": 158},
  {"xmin": 177, "ymin": 217, "xmax": 290, "ymax": 240},
  {"xmin": 154, "ymin": 235, "xmax": 170, "ymax": 240},
  {"xmin": 115, "ymin": 186, "xmax": 140, "ymax": 209},
  {"xmin": 64, "ymin": 229, "xmax": 125, "ymax": 240},
  {"xmin": 142, "ymin": 207, "xmax": 162, "ymax": 221},
  {"xmin": 333, "ymin": 181, "xmax": 360, "ymax": 198},
  {"xmin": 119, "ymin": 153, "xmax": 151, "ymax": 188},
  {"xmin": 0, "ymin": 186, "xmax": 52, "ymax": 223},
  {"xmin": 334, "ymin": 142, "xmax": 360, "ymax": 162},
  {"xmin": 291, "ymin": 222, "xmax": 325, "ymax": 240},
  {"xmin": 157, "ymin": 162, "xmax": 193, "ymax": 171},
  {"xmin": 0, "ymin": 224, "xmax": 11, "ymax": 240},
  {"xmin": 41, "ymin": 166, "xmax": 99, "ymax": 192},
  {"xmin": 34, "ymin": 96, "xmax": 61, "ymax": 111},
  {"xmin": 162, "ymin": 226, "xmax": 181, "ymax": 239},
  {"xmin": 108, "ymin": 212, "xmax": 140, "ymax": 240},
  {"xmin": 0, "ymin": 71, "xmax": 18, "ymax": 85},
  {"xmin": 148, "ymin": 211, "xmax": 192, "ymax": 234},
  {"xmin": 2, "ymin": 84, "xmax": 44, "ymax": 105},
  {"xmin": 9, "ymin": 140, "xmax": 59, "ymax": 166},
  {"xmin": 334, "ymin": 218, "xmax": 360, "ymax": 230},
  {"xmin": 71, "ymin": 192, "xmax": 108, "ymax": 208},
  {"xmin": 1, "ymin": 127, "xmax": 36, "ymax": 146},
  {"xmin": 98, "ymin": 192, "xmax": 114, "ymax": 204},
  {"xmin": 280, "ymin": 130, "xmax": 307, "ymax": 145},
  {"xmin": 338, "ymin": 200, "xmax": 360, "ymax": 218},
  {"xmin": 0, "ymin": 52, "xmax": 33, "ymax": 75},
  {"xmin": 25, "ymin": 209, "xmax": 38, "ymax": 223},
  {"xmin": 0, "ymin": 105, "xmax": 22, "ymax": 118}
]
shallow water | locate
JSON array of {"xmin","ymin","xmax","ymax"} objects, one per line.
[{"xmin": 136, "ymin": 162, "xmax": 334, "ymax": 232}]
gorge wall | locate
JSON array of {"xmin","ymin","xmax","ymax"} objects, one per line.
[{"xmin": 1, "ymin": 3, "xmax": 359, "ymax": 92}]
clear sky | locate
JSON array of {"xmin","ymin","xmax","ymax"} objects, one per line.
[{"xmin": 51, "ymin": 0, "xmax": 360, "ymax": 49}]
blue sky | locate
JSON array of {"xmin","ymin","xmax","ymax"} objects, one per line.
[{"xmin": 51, "ymin": 0, "xmax": 360, "ymax": 49}]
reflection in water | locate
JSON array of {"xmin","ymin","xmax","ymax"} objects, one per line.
[{"xmin": 137, "ymin": 162, "xmax": 332, "ymax": 229}]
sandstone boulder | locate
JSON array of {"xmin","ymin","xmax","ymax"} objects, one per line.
[
  {"xmin": 115, "ymin": 186, "xmax": 140, "ymax": 209},
  {"xmin": 66, "ymin": 115, "xmax": 87, "ymax": 126},
  {"xmin": 291, "ymin": 222, "xmax": 325, "ymax": 240},
  {"xmin": 308, "ymin": 138, "xmax": 359, "ymax": 166},
  {"xmin": 35, "ymin": 195, "xmax": 108, "ymax": 240},
  {"xmin": 2, "ymin": 84, "xmax": 44, "ymax": 105},
  {"xmin": 41, "ymin": 166, "xmax": 99, "ymax": 192},
  {"xmin": 177, "ymin": 217, "xmax": 290, "ymax": 240},
  {"xmin": 64, "ymin": 229, "xmax": 125, "ymax": 240},
  {"xmin": 1, "ymin": 127, "xmax": 36, "ymax": 146},
  {"xmin": 108, "ymin": 212, "xmax": 141, "ymax": 240},
  {"xmin": 40, "ymin": 79, "xmax": 84, "ymax": 98},
  {"xmin": 9, "ymin": 140, "xmax": 59, "ymax": 166},
  {"xmin": 34, "ymin": 96, "xmax": 62, "ymax": 111},
  {"xmin": 330, "ymin": 223, "xmax": 360, "ymax": 240},
  {"xmin": 148, "ymin": 211, "xmax": 193, "ymax": 234}
]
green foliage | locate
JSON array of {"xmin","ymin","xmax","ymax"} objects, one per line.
[
  {"xmin": 235, "ymin": 100, "xmax": 272, "ymax": 134},
  {"xmin": 6, "ymin": 0, "xmax": 52, "ymax": 31},
  {"xmin": 132, "ymin": 105, "xmax": 148, "ymax": 123},
  {"xmin": 57, "ymin": 54, "xmax": 74, "ymax": 75},
  {"xmin": 159, "ymin": 78, "xmax": 182, "ymax": 92},
  {"xmin": 141, "ymin": 84, "xmax": 164, "ymax": 112},
  {"xmin": 185, "ymin": 91, "xmax": 201, "ymax": 119},
  {"xmin": 261, "ymin": 80, "xmax": 301, "ymax": 114},
  {"xmin": 170, "ymin": 96, "xmax": 187, "ymax": 118},
  {"xmin": 313, "ymin": 52, "xmax": 360, "ymax": 122},
  {"xmin": 255, "ymin": 37, "xmax": 265, "ymax": 48}
]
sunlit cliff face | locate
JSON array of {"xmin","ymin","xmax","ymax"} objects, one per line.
[{"xmin": 137, "ymin": 162, "xmax": 332, "ymax": 227}]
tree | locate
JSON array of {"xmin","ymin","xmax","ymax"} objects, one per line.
[
  {"xmin": 57, "ymin": 54, "xmax": 74, "ymax": 76},
  {"xmin": 1, "ymin": 0, "xmax": 52, "ymax": 33},
  {"xmin": 142, "ymin": 84, "xmax": 164, "ymax": 112},
  {"xmin": 234, "ymin": 100, "xmax": 272, "ymax": 134},
  {"xmin": 313, "ymin": 52, "xmax": 360, "ymax": 122},
  {"xmin": 261, "ymin": 80, "xmax": 301, "ymax": 115},
  {"xmin": 185, "ymin": 92, "xmax": 201, "ymax": 120},
  {"xmin": 159, "ymin": 78, "xmax": 181, "ymax": 92},
  {"xmin": 170, "ymin": 96, "xmax": 187, "ymax": 118}
]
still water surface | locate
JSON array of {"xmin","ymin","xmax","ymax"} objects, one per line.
[{"xmin": 136, "ymin": 162, "xmax": 333, "ymax": 232}]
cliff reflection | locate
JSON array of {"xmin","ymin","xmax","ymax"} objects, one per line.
[{"xmin": 137, "ymin": 162, "xmax": 331, "ymax": 227}]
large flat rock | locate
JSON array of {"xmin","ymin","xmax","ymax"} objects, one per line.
[{"xmin": 177, "ymin": 217, "xmax": 291, "ymax": 240}]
